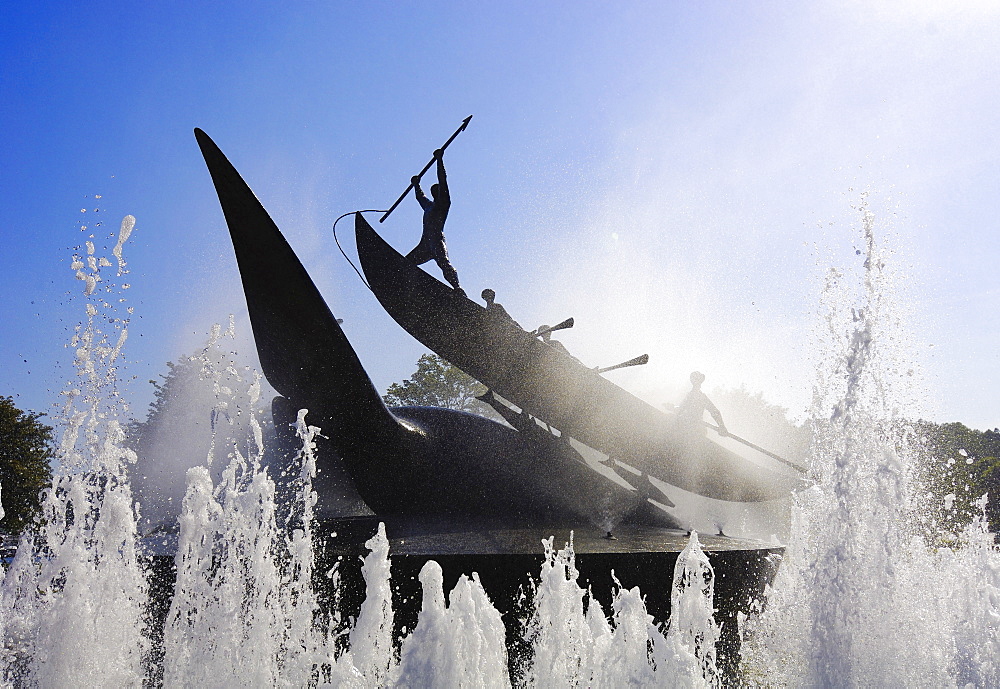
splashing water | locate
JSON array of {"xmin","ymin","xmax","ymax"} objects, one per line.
[
  {"xmin": 4, "ymin": 194, "xmax": 999, "ymax": 687},
  {"xmin": 394, "ymin": 561, "xmax": 509, "ymax": 687},
  {"xmin": 523, "ymin": 534, "xmax": 716, "ymax": 687},
  {"xmin": 1, "ymin": 215, "xmax": 148, "ymax": 686},
  {"xmin": 741, "ymin": 193, "xmax": 1000, "ymax": 686},
  {"xmin": 0, "ymin": 215, "xmax": 725, "ymax": 687}
]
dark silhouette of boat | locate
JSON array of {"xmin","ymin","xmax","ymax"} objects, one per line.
[{"xmin": 355, "ymin": 213, "xmax": 800, "ymax": 503}]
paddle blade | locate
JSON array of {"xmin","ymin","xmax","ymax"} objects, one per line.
[
  {"xmin": 597, "ymin": 353, "xmax": 649, "ymax": 374},
  {"xmin": 535, "ymin": 318, "xmax": 574, "ymax": 337}
]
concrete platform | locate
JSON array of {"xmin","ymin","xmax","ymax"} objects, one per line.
[{"xmin": 326, "ymin": 514, "xmax": 778, "ymax": 554}]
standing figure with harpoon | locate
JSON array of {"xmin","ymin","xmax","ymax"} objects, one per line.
[{"xmin": 406, "ymin": 148, "xmax": 464, "ymax": 296}]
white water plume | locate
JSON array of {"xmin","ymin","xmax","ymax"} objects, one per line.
[
  {"xmin": 741, "ymin": 193, "xmax": 1000, "ymax": 686},
  {"xmin": 160, "ymin": 327, "xmax": 384, "ymax": 687},
  {"xmin": 0, "ymin": 215, "xmax": 148, "ymax": 686},
  {"xmin": 346, "ymin": 523, "xmax": 396, "ymax": 685},
  {"xmin": 395, "ymin": 562, "xmax": 509, "ymax": 687},
  {"xmin": 161, "ymin": 365, "xmax": 306, "ymax": 686},
  {"xmin": 524, "ymin": 533, "xmax": 717, "ymax": 687},
  {"xmin": 668, "ymin": 531, "xmax": 720, "ymax": 684},
  {"xmin": 152, "ymin": 325, "xmax": 393, "ymax": 687},
  {"xmin": 129, "ymin": 316, "xmax": 272, "ymax": 532}
]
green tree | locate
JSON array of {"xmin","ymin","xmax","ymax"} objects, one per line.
[
  {"xmin": 710, "ymin": 386, "xmax": 812, "ymax": 469},
  {"xmin": 914, "ymin": 420, "xmax": 1000, "ymax": 536},
  {"xmin": 0, "ymin": 396, "xmax": 55, "ymax": 536},
  {"xmin": 125, "ymin": 352, "xmax": 278, "ymax": 532},
  {"xmin": 384, "ymin": 354, "xmax": 496, "ymax": 417},
  {"xmin": 125, "ymin": 358, "xmax": 203, "ymax": 453}
]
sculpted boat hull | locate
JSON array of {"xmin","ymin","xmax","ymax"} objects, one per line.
[{"xmin": 355, "ymin": 213, "xmax": 799, "ymax": 503}]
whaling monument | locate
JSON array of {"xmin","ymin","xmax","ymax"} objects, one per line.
[{"xmin": 192, "ymin": 120, "xmax": 805, "ymax": 670}]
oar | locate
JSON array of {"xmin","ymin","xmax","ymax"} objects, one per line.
[
  {"xmin": 379, "ymin": 115, "xmax": 474, "ymax": 223},
  {"xmin": 533, "ymin": 318, "xmax": 574, "ymax": 338},
  {"xmin": 703, "ymin": 422, "xmax": 808, "ymax": 474},
  {"xmin": 596, "ymin": 354, "xmax": 649, "ymax": 374}
]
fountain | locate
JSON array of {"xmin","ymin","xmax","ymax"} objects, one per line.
[
  {"xmin": 0, "ymin": 202, "xmax": 737, "ymax": 686},
  {"xmin": 739, "ymin": 195, "xmax": 1000, "ymax": 686},
  {"xmin": 2, "ymin": 155, "xmax": 999, "ymax": 688}
]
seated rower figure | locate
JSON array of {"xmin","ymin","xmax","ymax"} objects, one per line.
[
  {"xmin": 481, "ymin": 288, "xmax": 523, "ymax": 330},
  {"xmin": 535, "ymin": 325, "xmax": 577, "ymax": 361},
  {"xmin": 407, "ymin": 148, "xmax": 464, "ymax": 296},
  {"xmin": 676, "ymin": 371, "xmax": 728, "ymax": 437}
]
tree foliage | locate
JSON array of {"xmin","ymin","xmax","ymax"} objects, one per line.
[
  {"xmin": 914, "ymin": 420, "xmax": 1000, "ymax": 536},
  {"xmin": 710, "ymin": 386, "xmax": 812, "ymax": 468},
  {"xmin": 0, "ymin": 396, "xmax": 55, "ymax": 536},
  {"xmin": 383, "ymin": 353, "xmax": 492, "ymax": 416},
  {"xmin": 126, "ymin": 358, "xmax": 202, "ymax": 453}
]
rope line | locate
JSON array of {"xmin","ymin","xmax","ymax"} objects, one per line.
[{"xmin": 332, "ymin": 209, "xmax": 387, "ymax": 292}]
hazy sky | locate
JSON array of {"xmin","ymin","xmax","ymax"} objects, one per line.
[{"xmin": 2, "ymin": 1, "xmax": 998, "ymax": 430}]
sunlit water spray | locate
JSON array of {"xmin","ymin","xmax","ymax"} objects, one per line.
[
  {"xmin": 0, "ymin": 215, "xmax": 723, "ymax": 687},
  {"xmin": 0, "ymin": 215, "xmax": 148, "ymax": 685},
  {"xmin": 4, "ymin": 194, "xmax": 999, "ymax": 686},
  {"xmin": 741, "ymin": 193, "xmax": 1000, "ymax": 686}
]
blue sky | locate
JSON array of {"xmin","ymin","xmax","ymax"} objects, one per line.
[{"xmin": 2, "ymin": 1, "xmax": 998, "ymax": 431}]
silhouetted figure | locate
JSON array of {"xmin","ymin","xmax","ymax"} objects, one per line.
[
  {"xmin": 536, "ymin": 325, "xmax": 574, "ymax": 359},
  {"xmin": 481, "ymin": 288, "xmax": 523, "ymax": 330},
  {"xmin": 407, "ymin": 148, "xmax": 463, "ymax": 295},
  {"xmin": 677, "ymin": 371, "xmax": 728, "ymax": 437}
]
